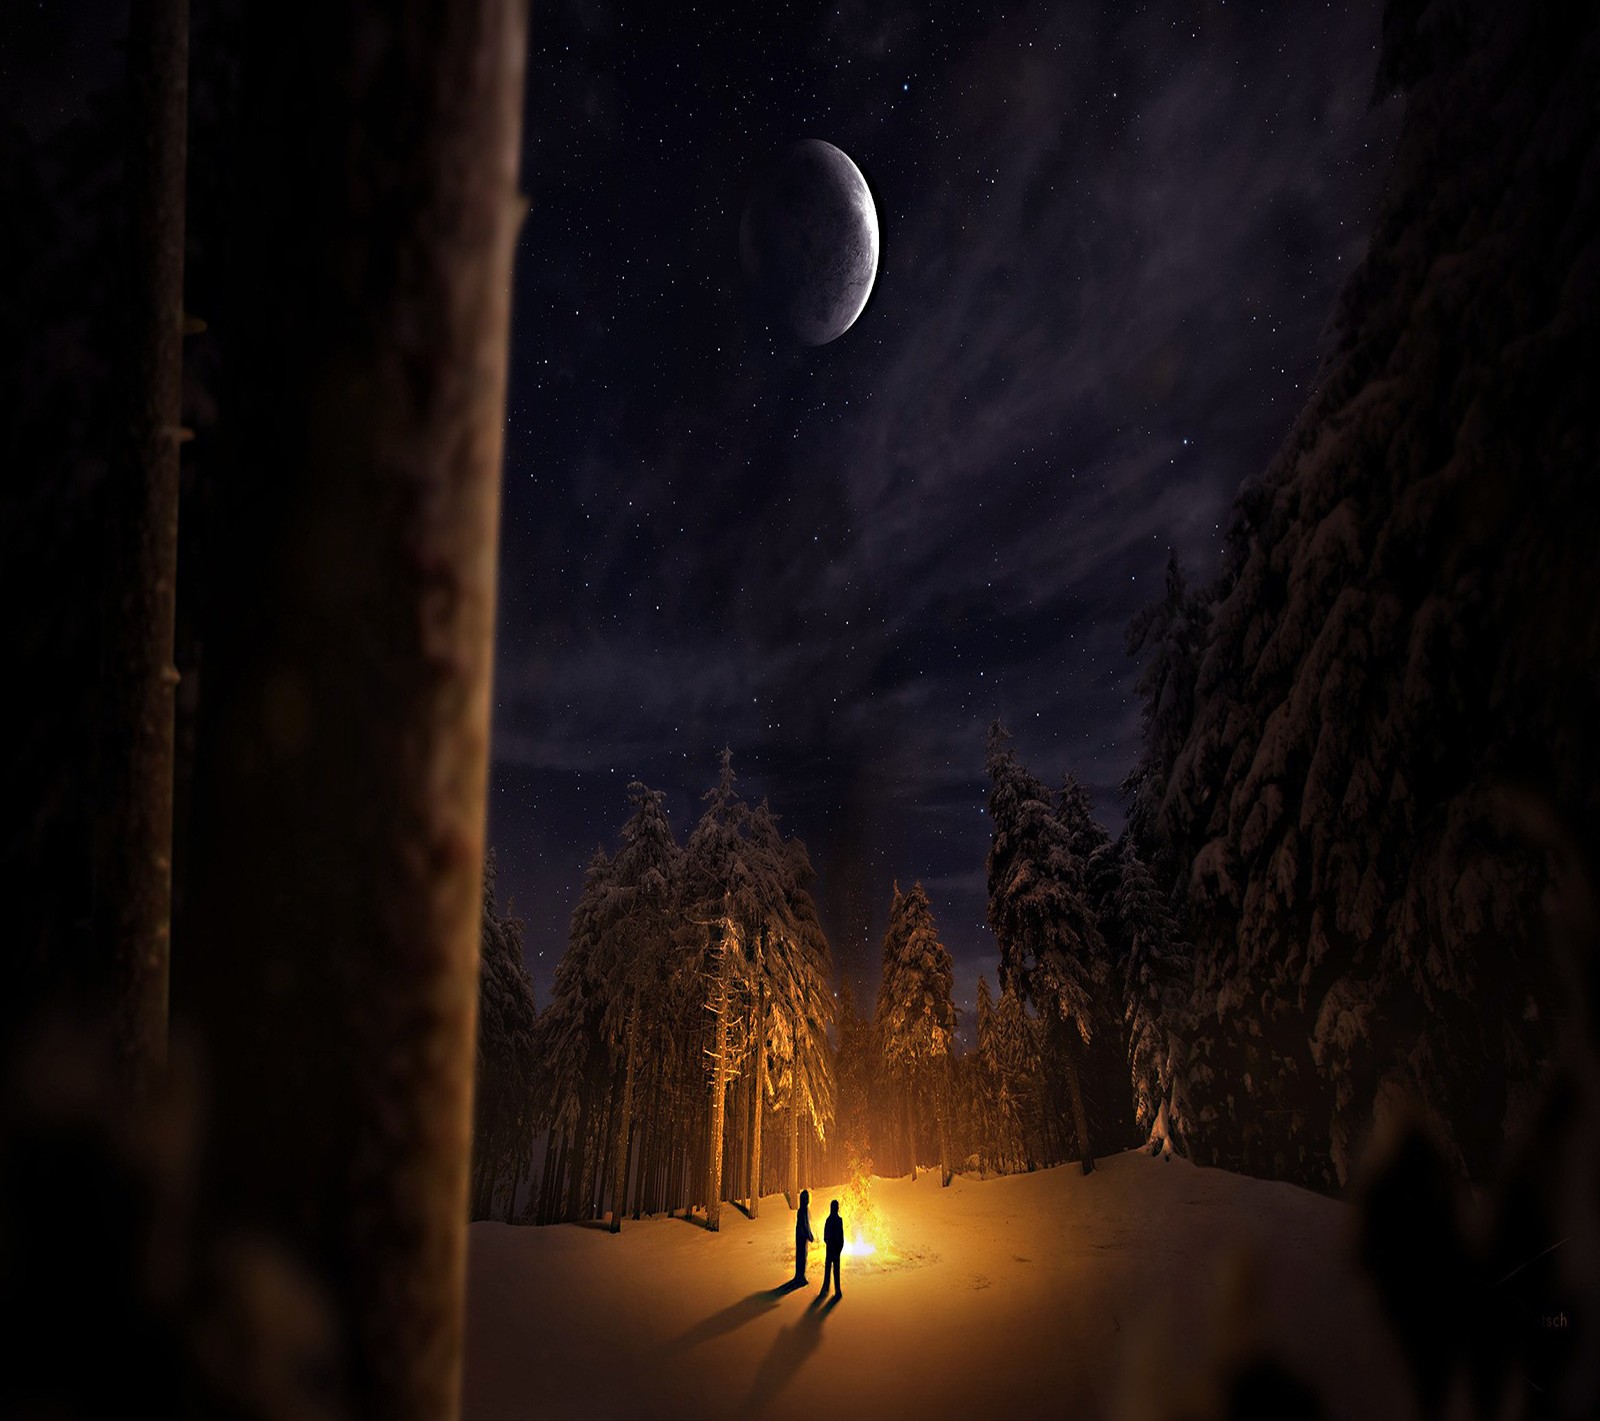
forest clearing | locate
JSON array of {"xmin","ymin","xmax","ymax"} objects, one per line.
[{"xmin": 462, "ymin": 1151, "xmax": 1413, "ymax": 1421}]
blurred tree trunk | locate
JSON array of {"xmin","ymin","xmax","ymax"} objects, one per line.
[
  {"xmin": 96, "ymin": 0, "xmax": 188, "ymax": 1092},
  {"xmin": 183, "ymin": 2, "xmax": 527, "ymax": 1416}
]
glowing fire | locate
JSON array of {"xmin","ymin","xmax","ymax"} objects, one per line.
[{"xmin": 838, "ymin": 1170, "xmax": 893, "ymax": 1260}]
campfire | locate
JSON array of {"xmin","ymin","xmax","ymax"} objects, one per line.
[{"xmin": 839, "ymin": 1167, "xmax": 894, "ymax": 1261}]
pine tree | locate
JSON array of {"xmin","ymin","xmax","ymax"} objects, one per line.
[
  {"xmin": 1057, "ymin": 772, "xmax": 1111, "ymax": 867},
  {"xmin": 1138, "ymin": 3, "xmax": 1598, "ymax": 1186},
  {"xmin": 1109, "ymin": 844, "xmax": 1190, "ymax": 1155},
  {"xmin": 537, "ymin": 846, "xmax": 614, "ymax": 1223},
  {"xmin": 986, "ymin": 980, "xmax": 1042, "ymax": 1172},
  {"xmin": 1055, "ymin": 773, "xmax": 1138, "ymax": 1159},
  {"xmin": 767, "ymin": 832, "xmax": 835, "ymax": 1210},
  {"xmin": 875, "ymin": 882, "xmax": 958, "ymax": 1186},
  {"xmin": 832, "ymin": 979, "xmax": 875, "ymax": 1182},
  {"xmin": 972, "ymin": 974, "xmax": 1000, "ymax": 1171},
  {"xmin": 681, "ymin": 751, "xmax": 821, "ymax": 1229},
  {"xmin": 598, "ymin": 783, "xmax": 682, "ymax": 1231},
  {"xmin": 985, "ymin": 723, "xmax": 1104, "ymax": 1174},
  {"xmin": 1122, "ymin": 552, "xmax": 1208, "ymax": 899},
  {"xmin": 681, "ymin": 751, "xmax": 750, "ymax": 1233},
  {"xmin": 527, "ymin": 759, "xmax": 837, "ymax": 1231},
  {"xmin": 470, "ymin": 853, "xmax": 538, "ymax": 1220}
]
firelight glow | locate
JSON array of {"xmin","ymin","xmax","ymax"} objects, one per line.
[{"xmin": 839, "ymin": 1169, "xmax": 894, "ymax": 1261}]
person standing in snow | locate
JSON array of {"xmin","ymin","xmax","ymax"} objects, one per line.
[
  {"xmin": 793, "ymin": 1189, "xmax": 814, "ymax": 1284},
  {"xmin": 821, "ymin": 1199, "xmax": 844, "ymax": 1300}
]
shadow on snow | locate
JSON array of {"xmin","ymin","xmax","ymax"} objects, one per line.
[
  {"xmin": 742, "ymin": 1293, "xmax": 839, "ymax": 1415},
  {"xmin": 664, "ymin": 1278, "xmax": 809, "ymax": 1353}
]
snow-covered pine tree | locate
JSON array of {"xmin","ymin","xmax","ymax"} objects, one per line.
[
  {"xmin": 1143, "ymin": 2, "xmax": 1598, "ymax": 1186},
  {"xmin": 681, "ymin": 750, "xmax": 752, "ymax": 1233},
  {"xmin": 527, "ymin": 759, "xmax": 838, "ymax": 1227},
  {"xmin": 1055, "ymin": 774, "xmax": 1138, "ymax": 1158},
  {"xmin": 737, "ymin": 800, "xmax": 835, "ymax": 1215},
  {"xmin": 987, "ymin": 979, "xmax": 1042, "ymax": 1173},
  {"xmin": 766, "ymin": 831, "xmax": 836, "ymax": 1210},
  {"xmin": 1110, "ymin": 844, "xmax": 1190, "ymax": 1157},
  {"xmin": 874, "ymin": 882, "xmax": 958, "ymax": 1185},
  {"xmin": 470, "ymin": 852, "xmax": 538, "ymax": 1220},
  {"xmin": 985, "ymin": 722, "xmax": 1104, "ymax": 1174},
  {"xmin": 973, "ymin": 974, "xmax": 1000, "ymax": 1171},
  {"xmin": 832, "ymin": 978, "xmax": 875, "ymax": 1182},
  {"xmin": 596, "ymin": 782, "xmax": 683, "ymax": 1231},
  {"xmin": 536, "ymin": 845, "xmax": 614, "ymax": 1223},
  {"xmin": 1122, "ymin": 552, "xmax": 1208, "ymax": 902},
  {"xmin": 1057, "ymin": 772, "xmax": 1111, "ymax": 868},
  {"xmin": 680, "ymin": 751, "xmax": 820, "ymax": 1228}
]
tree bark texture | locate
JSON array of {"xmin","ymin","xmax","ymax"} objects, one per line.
[
  {"xmin": 749, "ymin": 971, "xmax": 765, "ymax": 1217},
  {"xmin": 938, "ymin": 1065, "xmax": 952, "ymax": 1187},
  {"xmin": 705, "ymin": 958, "xmax": 731, "ymax": 1232},
  {"xmin": 96, "ymin": 0, "xmax": 188, "ymax": 1092},
  {"xmin": 183, "ymin": 3, "xmax": 527, "ymax": 1417},
  {"xmin": 787, "ymin": 1022, "xmax": 800, "ymax": 1210}
]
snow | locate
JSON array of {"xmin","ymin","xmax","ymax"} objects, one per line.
[{"xmin": 462, "ymin": 1150, "xmax": 1414, "ymax": 1420}]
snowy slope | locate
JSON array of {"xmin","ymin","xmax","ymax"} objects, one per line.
[{"xmin": 462, "ymin": 1150, "xmax": 1415, "ymax": 1421}]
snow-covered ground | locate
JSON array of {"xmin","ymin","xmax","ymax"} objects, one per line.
[{"xmin": 462, "ymin": 1150, "xmax": 1416, "ymax": 1421}]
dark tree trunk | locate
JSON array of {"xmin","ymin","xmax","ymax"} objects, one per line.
[
  {"xmin": 537, "ymin": 1128, "xmax": 558, "ymax": 1225},
  {"xmin": 608, "ymin": 996, "xmax": 639, "ymax": 1232},
  {"xmin": 903, "ymin": 1089, "xmax": 916, "ymax": 1180},
  {"xmin": 551, "ymin": 1117, "xmax": 576, "ymax": 1225},
  {"xmin": 635, "ymin": 1066, "xmax": 659, "ymax": 1219},
  {"xmin": 96, "ymin": 0, "xmax": 189, "ymax": 1093},
  {"xmin": 592, "ymin": 1065, "xmax": 618, "ymax": 1219},
  {"xmin": 1062, "ymin": 1032, "xmax": 1096, "ymax": 1175},
  {"xmin": 636, "ymin": 1119, "xmax": 651, "ymax": 1218},
  {"xmin": 506, "ymin": 1156, "xmax": 524, "ymax": 1223},
  {"xmin": 565, "ymin": 1098, "xmax": 589, "ymax": 1222},
  {"xmin": 183, "ymin": 3, "xmax": 528, "ymax": 1414},
  {"xmin": 470, "ymin": 1121, "xmax": 496, "ymax": 1220}
]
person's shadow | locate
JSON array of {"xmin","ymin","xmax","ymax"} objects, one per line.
[
  {"xmin": 743, "ymin": 1292, "xmax": 839, "ymax": 1414},
  {"xmin": 663, "ymin": 1278, "xmax": 808, "ymax": 1353}
]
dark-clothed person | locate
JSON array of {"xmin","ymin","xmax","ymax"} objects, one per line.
[
  {"xmin": 794, "ymin": 1190, "xmax": 814, "ymax": 1283},
  {"xmin": 821, "ymin": 1199, "xmax": 844, "ymax": 1300}
]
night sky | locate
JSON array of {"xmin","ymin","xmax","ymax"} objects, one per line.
[
  {"xmin": 490, "ymin": 0, "xmax": 1403, "ymax": 1020},
  {"xmin": 5, "ymin": 0, "xmax": 1402, "ymax": 1021}
]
